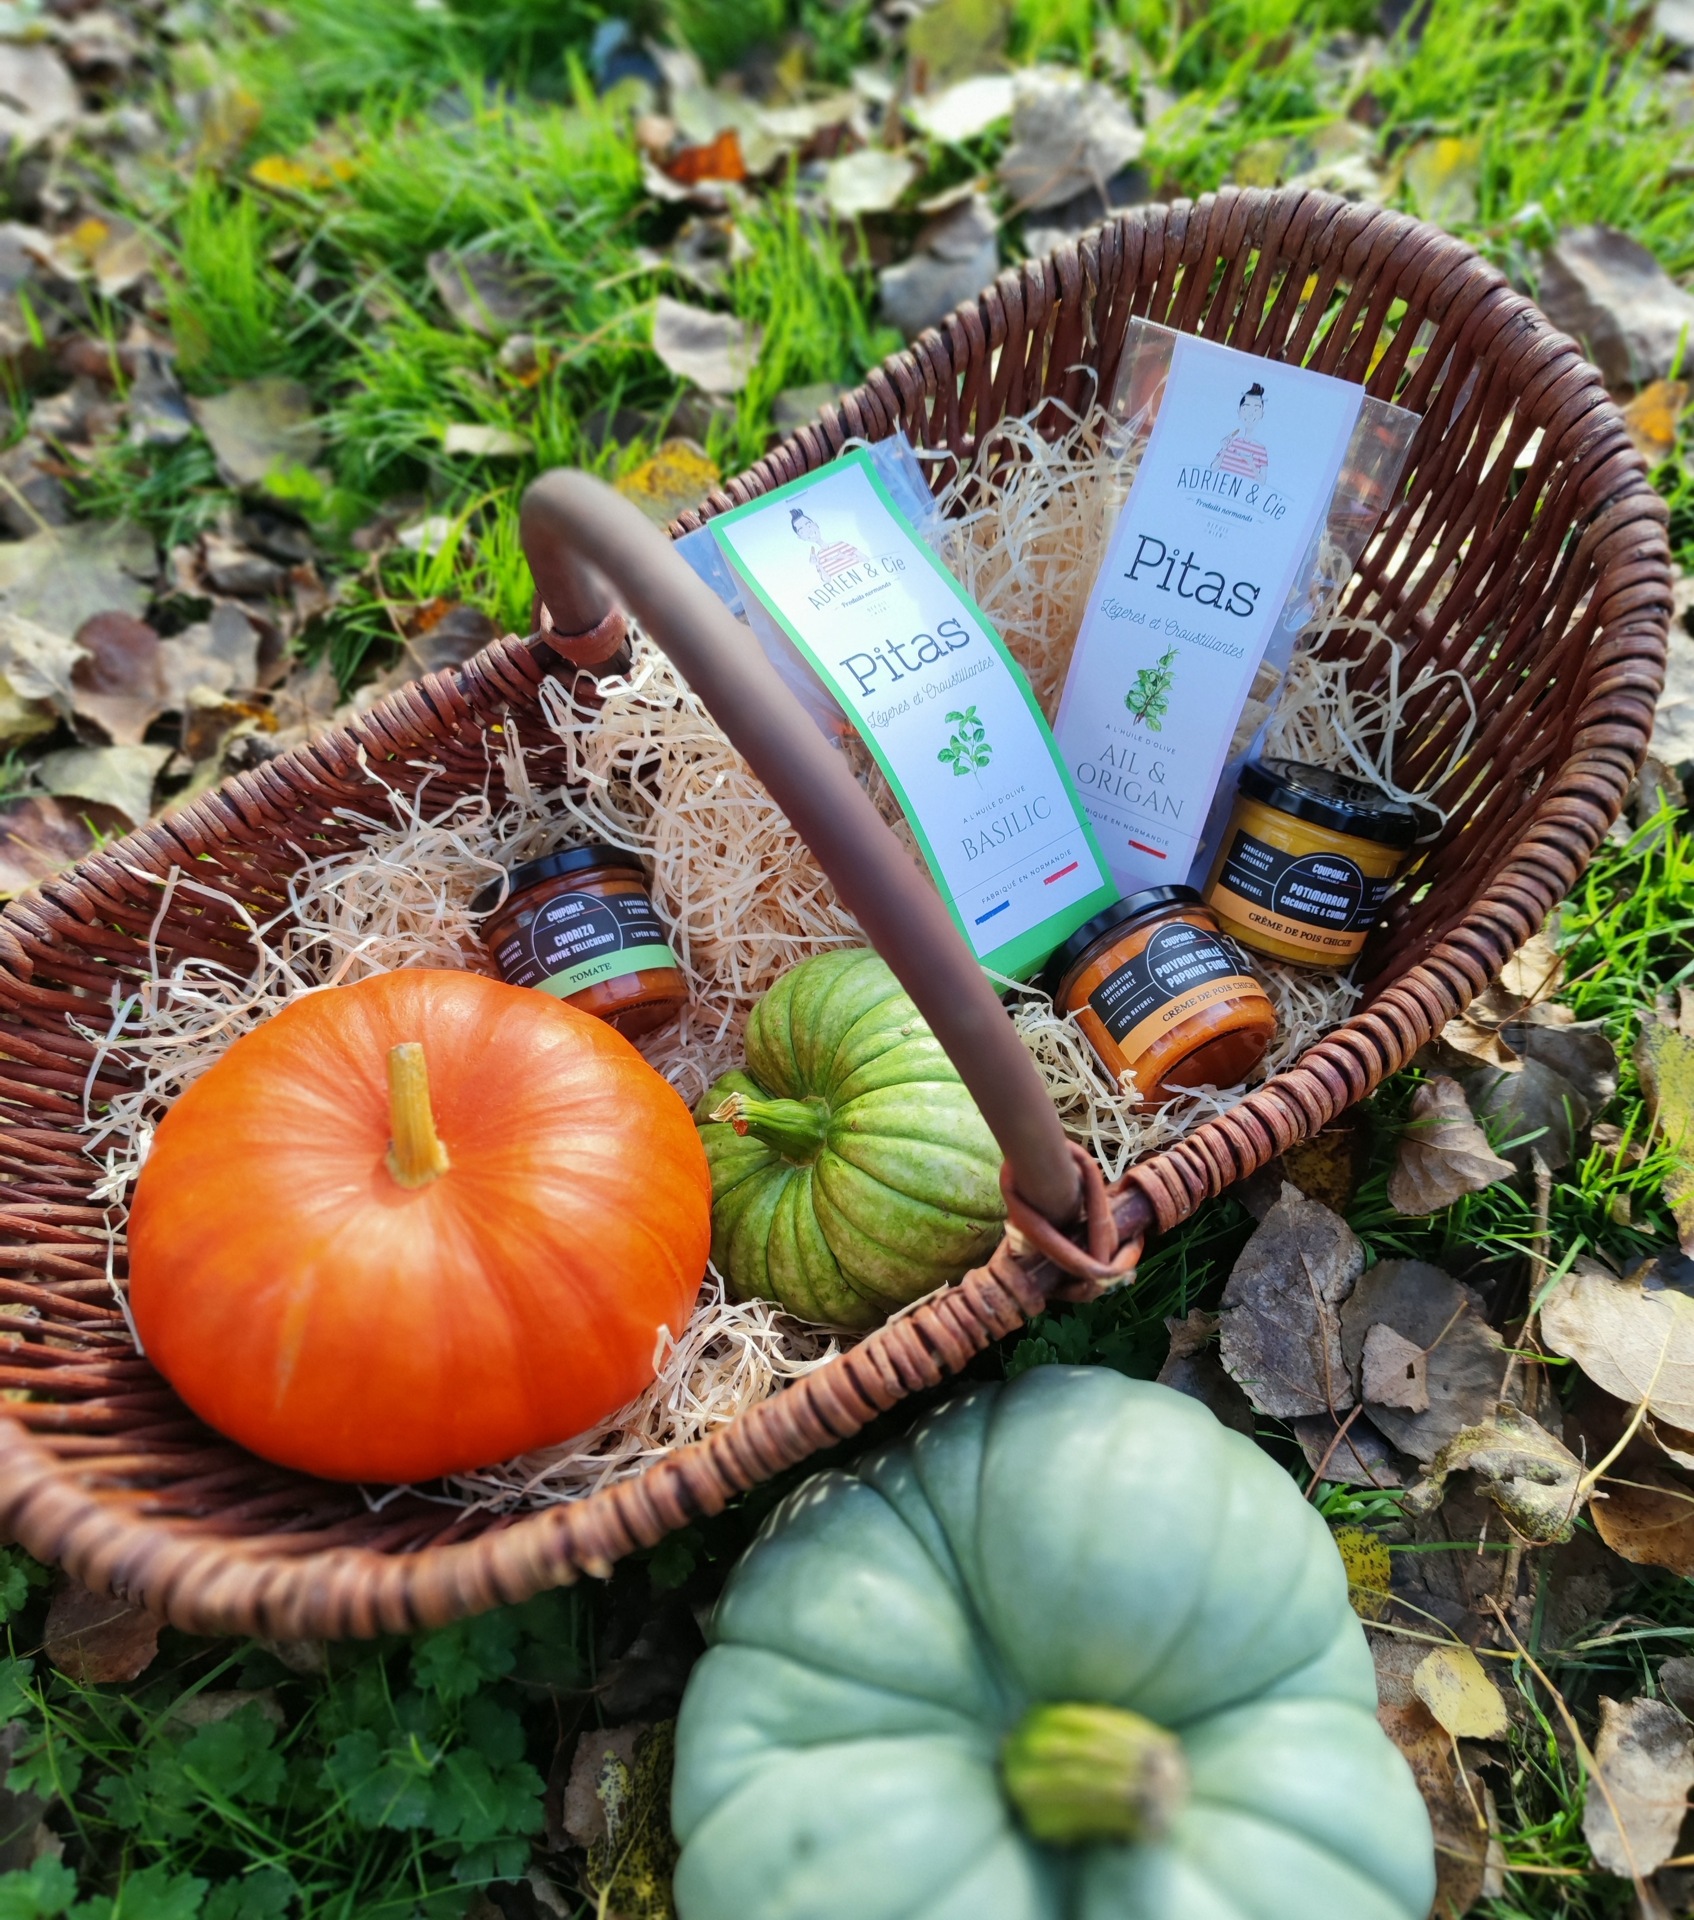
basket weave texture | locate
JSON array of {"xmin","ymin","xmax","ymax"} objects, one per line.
[{"xmin": 0, "ymin": 186, "xmax": 1671, "ymax": 1637}]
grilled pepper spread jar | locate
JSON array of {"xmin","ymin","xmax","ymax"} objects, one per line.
[
  {"xmin": 1204, "ymin": 757, "xmax": 1419, "ymax": 969},
  {"xmin": 475, "ymin": 844, "xmax": 686, "ymax": 1037},
  {"xmin": 1045, "ymin": 887, "xmax": 1275, "ymax": 1100}
]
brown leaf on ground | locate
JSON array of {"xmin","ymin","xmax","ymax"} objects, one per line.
[
  {"xmin": 996, "ymin": 67, "xmax": 1145, "ymax": 211},
  {"xmin": 878, "ymin": 193, "xmax": 1000, "ymax": 340},
  {"xmin": 1341, "ymin": 1261, "xmax": 1510, "ymax": 1463},
  {"xmin": 652, "ymin": 297, "xmax": 760, "ymax": 395},
  {"xmin": 1541, "ymin": 1256, "xmax": 1694, "ymax": 1430},
  {"xmin": 1464, "ymin": 1055, "xmax": 1591, "ymax": 1173},
  {"xmin": 1582, "ymin": 1695, "xmax": 1694, "ymax": 1877},
  {"xmin": 1413, "ymin": 1644, "xmax": 1510, "ymax": 1739},
  {"xmin": 1537, "ymin": 224, "xmax": 1694, "ymax": 391},
  {"xmin": 0, "ymin": 520, "xmax": 157, "ymax": 638},
  {"xmin": 1292, "ymin": 1410, "xmax": 1412, "ymax": 1488},
  {"xmin": 563, "ymin": 1721, "xmax": 679, "ymax": 1917},
  {"xmin": 70, "ymin": 610, "xmax": 166, "ymax": 745},
  {"xmin": 1377, "ymin": 1700, "xmax": 1500, "ymax": 1916},
  {"xmin": 38, "ymin": 743, "xmax": 170, "ymax": 827},
  {"xmin": 1217, "ymin": 1182, "xmax": 1363, "ymax": 1419},
  {"xmin": 44, "ymin": 1579, "xmax": 160, "ymax": 1683},
  {"xmin": 906, "ymin": 0, "xmax": 1010, "ymax": 85},
  {"xmin": 1636, "ymin": 1013, "xmax": 1694, "ymax": 1253},
  {"xmin": 0, "ymin": 795, "xmax": 126, "ymax": 896},
  {"xmin": 1499, "ymin": 1013, "xmax": 1619, "ymax": 1114},
  {"xmin": 1156, "ymin": 1309, "xmax": 1256, "ymax": 1436},
  {"xmin": 1500, "ymin": 930, "xmax": 1565, "ymax": 1004},
  {"xmin": 400, "ymin": 603, "xmax": 499, "ymax": 679},
  {"xmin": 1659, "ymin": 1657, "xmax": 1694, "ymax": 1720},
  {"xmin": 1648, "ymin": 1415, "xmax": 1694, "ymax": 1472},
  {"xmin": 0, "ymin": 609, "xmax": 84, "ymax": 718},
  {"xmin": 192, "ymin": 378, "xmax": 323, "ymax": 490},
  {"xmin": 1387, "ymin": 1074, "xmax": 1516, "ymax": 1216},
  {"xmin": 1362, "ymin": 1323, "xmax": 1431, "ymax": 1411},
  {"xmin": 1280, "ymin": 1111, "xmax": 1371, "ymax": 1215},
  {"xmin": 1407, "ymin": 1406, "xmax": 1586, "ymax": 1544},
  {"xmin": 1591, "ymin": 1469, "xmax": 1694, "ymax": 1575},
  {"xmin": 425, "ymin": 248, "xmax": 533, "ymax": 338}
]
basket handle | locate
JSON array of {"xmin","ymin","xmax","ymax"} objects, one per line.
[{"xmin": 519, "ymin": 470, "xmax": 1084, "ymax": 1228}]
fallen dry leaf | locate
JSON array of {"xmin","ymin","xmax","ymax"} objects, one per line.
[
  {"xmin": 1648, "ymin": 1415, "xmax": 1694, "ymax": 1472},
  {"xmin": 1537, "ymin": 224, "xmax": 1694, "ymax": 391},
  {"xmin": 823, "ymin": 149, "xmax": 920, "ymax": 218},
  {"xmin": 38, "ymin": 743, "xmax": 171, "ymax": 827},
  {"xmin": 1293, "ymin": 1410, "xmax": 1410, "ymax": 1488},
  {"xmin": 878, "ymin": 192, "xmax": 999, "ymax": 340},
  {"xmin": 1387, "ymin": 1074, "xmax": 1516, "ymax": 1216},
  {"xmin": 0, "ymin": 44, "xmax": 82, "ymax": 151},
  {"xmin": 1541, "ymin": 1256, "xmax": 1694, "ymax": 1431},
  {"xmin": 1155, "ymin": 1308, "xmax": 1256, "ymax": 1436},
  {"xmin": 663, "ymin": 129, "xmax": 746, "ymax": 188},
  {"xmin": 70, "ymin": 610, "xmax": 166, "ymax": 745},
  {"xmin": 652, "ymin": 297, "xmax": 760, "ymax": 395},
  {"xmin": 1413, "ymin": 1644, "xmax": 1509, "ymax": 1739},
  {"xmin": 1591, "ymin": 1469, "xmax": 1694, "ymax": 1576},
  {"xmin": 1465, "ymin": 1055, "xmax": 1591, "ymax": 1172},
  {"xmin": 1217, "ymin": 1182, "xmax": 1362, "ymax": 1419},
  {"xmin": 0, "ymin": 610, "xmax": 84, "ymax": 717},
  {"xmin": 1279, "ymin": 1113, "xmax": 1371, "ymax": 1216},
  {"xmin": 1400, "ymin": 134, "xmax": 1481, "ymax": 227},
  {"xmin": 159, "ymin": 606, "xmax": 261, "ymax": 707},
  {"xmin": 1500, "ymin": 929, "xmax": 1566, "ymax": 1004},
  {"xmin": 1408, "ymin": 1406, "xmax": 1585, "ymax": 1544},
  {"xmin": 1582, "ymin": 1695, "xmax": 1694, "ymax": 1878},
  {"xmin": 997, "ymin": 68, "xmax": 1146, "ymax": 211},
  {"xmin": 1341, "ymin": 1261, "xmax": 1509, "ymax": 1463},
  {"xmin": 0, "ymin": 795, "xmax": 124, "ymax": 896},
  {"xmin": 1331, "ymin": 1522, "xmax": 1391, "ymax": 1619},
  {"xmin": 905, "ymin": 0, "xmax": 1010, "ymax": 85},
  {"xmin": 1499, "ymin": 1013, "xmax": 1619, "ymax": 1114},
  {"xmin": 426, "ymin": 248, "xmax": 532, "ymax": 338},
  {"xmin": 44, "ymin": 1580, "xmax": 160, "ymax": 1683},
  {"xmin": 1362, "ymin": 1323, "xmax": 1430, "ymax": 1411},
  {"xmin": 1623, "ymin": 378, "xmax": 1689, "ymax": 465},
  {"xmin": 615, "ymin": 440, "xmax": 720, "ymax": 527},
  {"xmin": 441, "ymin": 423, "xmax": 532, "ymax": 459},
  {"xmin": 1377, "ymin": 1700, "xmax": 1500, "ymax": 1916},
  {"xmin": 193, "ymin": 378, "xmax": 323, "ymax": 490},
  {"xmin": 0, "ymin": 520, "xmax": 156, "ymax": 639},
  {"xmin": 1636, "ymin": 1012, "xmax": 1694, "ymax": 1252},
  {"xmin": 905, "ymin": 73, "xmax": 1016, "ymax": 142}
]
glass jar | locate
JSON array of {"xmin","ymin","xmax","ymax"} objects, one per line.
[
  {"xmin": 475, "ymin": 844, "xmax": 687, "ymax": 1038},
  {"xmin": 1044, "ymin": 886, "xmax": 1276, "ymax": 1100},
  {"xmin": 1204, "ymin": 757, "xmax": 1419, "ymax": 969}
]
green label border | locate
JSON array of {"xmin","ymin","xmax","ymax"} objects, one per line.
[
  {"xmin": 710, "ymin": 448, "xmax": 1115, "ymax": 979},
  {"xmin": 537, "ymin": 942, "xmax": 678, "ymax": 999}
]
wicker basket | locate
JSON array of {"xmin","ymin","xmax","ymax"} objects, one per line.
[{"xmin": 0, "ymin": 187, "xmax": 1670, "ymax": 1638}]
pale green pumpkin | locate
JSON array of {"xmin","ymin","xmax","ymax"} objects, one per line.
[
  {"xmin": 672, "ymin": 1369, "xmax": 1435, "ymax": 1920},
  {"xmin": 695, "ymin": 949, "xmax": 1005, "ymax": 1329}
]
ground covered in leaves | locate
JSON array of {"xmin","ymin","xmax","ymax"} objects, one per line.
[{"xmin": 1, "ymin": 0, "xmax": 1694, "ymax": 1916}]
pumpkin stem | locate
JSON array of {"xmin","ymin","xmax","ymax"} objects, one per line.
[
  {"xmin": 707, "ymin": 1092, "xmax": 828, "ymax": 1164},
  {"xmin": 1000, "ymin": 1702, "xmax": 1187, "ymax": 1846},
  {"xmin": 385, "ymin": 1042, "xmax": 452, "ymax": 1189}
]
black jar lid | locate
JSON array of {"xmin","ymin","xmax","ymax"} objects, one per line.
[
  {"xmin": 1040, "ymin": 885, "xmax": 1205, "ymax": 992},
  {"xmin": 1238, "ymin": 756, "xmax": 1420, "ymax": 849},
  {"xmin": 471, "ymin": 842, "xmax": 645, "ymax": 915}
]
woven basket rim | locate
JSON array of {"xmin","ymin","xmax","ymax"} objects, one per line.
[{"xmin": 0, "ymin": 185, "xmax": 1671, "ymax": 1637}]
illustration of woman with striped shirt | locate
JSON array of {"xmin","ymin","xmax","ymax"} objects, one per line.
[
  {"xmin": 790, "ymin": 505, "xmax": 868, "ymax": 583},
  {"xmin": 1213, "ymin": 382, "xmax": 1270, "ymax": 482}
]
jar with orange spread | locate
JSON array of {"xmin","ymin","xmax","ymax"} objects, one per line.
[
  {"xmin": 475, "ymin": 844, "xmax": 687, "ymax": 1038},
  {"xmin": 1043, "ymin": 887, "xmax": 1276, "ymax": 1100},
  {"xmin": 1204, "ymin": 757, "xmax": 1418, "ymax": 969}
]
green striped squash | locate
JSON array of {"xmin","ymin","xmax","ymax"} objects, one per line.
[{"xmin": 695, "ymin": 949, "xmax": 1004, "ymax": 1328}]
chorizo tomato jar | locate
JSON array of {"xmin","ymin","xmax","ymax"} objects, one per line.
[
  {"xmin": 1204, "ymin": 757, "xmax": 1418, "ymax": 969},
  {"xmin": 475, "ymin": 844, "xmax": 687, "ymax": 1038},
  {"xmin": 1043, "ymin": 886, "xmax": 1275, "ymax": 1101}
]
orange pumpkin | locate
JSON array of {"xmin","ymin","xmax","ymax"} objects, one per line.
[{"xmin": 128, "ymin": 968, "xmax": 710, "ymax": 1483}]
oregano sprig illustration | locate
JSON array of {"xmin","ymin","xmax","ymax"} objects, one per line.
[
  {"xmin": 1125, "ymin": 647, "xmax": 1178, "ymax": 730},
  {"xmin": 938, "ymin": 706, "xmax": 992, "ymax": 777}
]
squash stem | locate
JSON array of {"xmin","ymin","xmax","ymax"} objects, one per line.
[
  {"xmin": 1001, "ymin": 1702, "xmax": 1187, "ymax": 1846},
  {"xmin": 385, "ymin": 1042, "xmax": 451, "ymax": 1189},
  {"xmin": 708, "ymin": 1092, "xmax": 828, "ymax": 1164}
]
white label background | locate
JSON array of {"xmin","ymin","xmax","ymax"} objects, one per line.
[
  {"xmin": 712, "ymin": 454, "xmax": 1113, "ymax": 973},
  {"xmin": 1054, "ymin": 334, "xmax": 1364, "ymax": 897}
]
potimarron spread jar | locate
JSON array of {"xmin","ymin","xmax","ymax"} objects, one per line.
[
  {"xmin": 1045, "ymin": 887, "xmax": 1275, "ymax": 1100},
  {"xmin": 475, "ymin": 844, "xmax": 687, "ymax": 1037},
  {"xmin": 1205, "ymin": 757, "xmax": 1418, "ymax": 968}
]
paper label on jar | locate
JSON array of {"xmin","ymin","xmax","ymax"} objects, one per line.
[
  {"xmin": 1087, "ymin": 921, "xmax": 1259, "ymax": 1067},
  {"xmin": 1055, "ymin": 332, "xmax": 1365, "ymax": 896},
  {"xmin": 493, "ymin": 889, "xmax": 678, "ymax": 998},
  {"xmin": 709, "ymin": 448, "xmax": 1116, "ymax": 979},
  {"xmin": 1209, "ymin": 828, "xmax": 1389, "ymax": 956}
]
